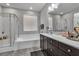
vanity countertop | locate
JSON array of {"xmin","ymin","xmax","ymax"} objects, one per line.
[{"xmin": 40, "ymin": 33, "xmax": 79, "ymax": 49}]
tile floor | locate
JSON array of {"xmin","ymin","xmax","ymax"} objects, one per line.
[
  {"xmin": 0, "ymin": 47, "xmax": 41, "ymax": 56},
  {"xmin": 31, "ymin": 50, "xmax": 45, "ymax": 56}
]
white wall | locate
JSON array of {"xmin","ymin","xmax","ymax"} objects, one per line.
[{"xmin": 40, "ymin": 4, "xmax": 50, "ymax": 33}]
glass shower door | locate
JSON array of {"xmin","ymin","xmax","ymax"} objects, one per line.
[{"xmin": 0, "ymin": 14, "xmax": 11, "ymax": 48}]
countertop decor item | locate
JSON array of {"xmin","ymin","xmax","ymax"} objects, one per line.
[
  {"xmin": 40, "ymin": 24, "xmax": 44, "ymax": 29},
  {"xmin": 0, "ymin": 37, "xmax": 2, "ymax": 40}
]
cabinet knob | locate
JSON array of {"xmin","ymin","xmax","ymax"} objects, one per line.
[
  {"xmin": 67, "ymin": 49, "xmax": 71, "ymax": 52},
  {"xmin": 50, "ymin": 49, "xmax": 52, "ymax": 51}
]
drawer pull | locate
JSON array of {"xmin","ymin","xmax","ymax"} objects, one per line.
[{"xmin": 67, "ymin": 49, "xmax": 71, "ymax": 52}]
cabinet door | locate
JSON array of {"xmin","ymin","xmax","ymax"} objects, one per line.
[
  {"xmin": 47, "ymin": 41, "xmax": 54, "ymax": 56},
  {"xmin": 47, "ymin": 37, "xmax": 53, "ymax": 44},
  {"xmin": 47, "ymin": 38, "xmax": 68, "ymax": 56},
  {"xmin": 52, "ymin": 39, "xmax": 59, "ymax": 48},
  {"xmin": 59, "ymin": 42, "xmax": 79, "ymax": 56},
  {"xmin": 40, "ymin": 35, "xmax": 44, "ymax": 50},
  {"xmin": 52, "ymin": 45, "xmax": 68, "ymax": 56},
  {"xmin": 43, "ymin": 36, "xmax": 47, "ymax": 51},
  {"xmin": 68, "ymin": 47, "xmax": 79, "ymax": 56}
]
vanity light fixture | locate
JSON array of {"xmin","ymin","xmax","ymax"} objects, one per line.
[
  {"xmin": 51, "ymin": 4, "xmax": 55, "ymax": 8},
  {"xmin": 48, "ymin": 6, "xmax": 54, "ymax": 11},
  {"xmin": 6, "ymin": 3, "xmax": 10, "ymax": 6},
  {"xmin": 51, "ymin": 3, "xmax": 59, "ymax": 9},
  {"xmin": 48, "ymin": 3, "xmax": 59, "ymax": 12}
]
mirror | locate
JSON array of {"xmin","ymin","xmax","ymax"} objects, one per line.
[
  {"xmin": 47, "ymin": 3, "xmax": 74, "ymax": 33},
  {"xmin": 74, "ymin": 13, "xmax": 79, "ymax": 27}
]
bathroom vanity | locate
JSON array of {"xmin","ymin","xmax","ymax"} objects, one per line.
[{"xmin": 40, "ymin": 33, "xmax": 79, "ymax": 56}]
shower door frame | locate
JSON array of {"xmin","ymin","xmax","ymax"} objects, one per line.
[{"xmin": 0, "ymin": 13, "xmax": 19, "ymax": 48}]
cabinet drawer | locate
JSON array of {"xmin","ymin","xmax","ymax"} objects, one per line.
[
  {"xmin": 47, "ymin": 39, "xmax": 58, "ymax": 47},
  {"xmin": 59, "ymin": 42, "xmax": 79, "ymax": 56},
  {"xmin": 67, "ymin": 46, "xmax": 79, "ymax": 56},
  {"xmin": 52, "ymin": 45, "xmax": 68, "ymax": 56},
  {"xmin": 52, "ymin": 39, "xmax": 59, "ymax": 48},
  {"xmin": 47, "ymin": 41, "xmax": 54, "ymax": 56},
  {"xmin": 47, "ymin": 41, "xmax": 68, "ymax": 56},
  {"xmin": 59, "ymin": 42, "xmax": 68, "ymax": 51}
]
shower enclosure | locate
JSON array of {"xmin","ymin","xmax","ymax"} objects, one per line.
[{"xmin": 0, "ymin": 13, "xmax": 18, "ymax": 48}]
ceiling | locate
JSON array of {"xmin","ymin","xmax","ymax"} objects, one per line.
[
  {"xmin": 0, "ymin": 3, "xmax": 46, "ymax": 12},
  {"xmin": 48, "ymin": 3, "xmax": 79, "ymax": 15},
  {"xmin": 0, "ymin": 3, "xmax": 79, "ymax": 14}
]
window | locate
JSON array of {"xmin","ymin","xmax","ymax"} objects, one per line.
[{"xmin": 23, "ymin": 14, "xmax": 38, "ymax": 31}]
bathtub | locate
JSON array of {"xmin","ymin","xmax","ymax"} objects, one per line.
[{"xmin": 14, "ymin": 34, "xmax": 40, "ymax": 50}]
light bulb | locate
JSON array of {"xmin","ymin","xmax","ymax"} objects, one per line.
[
  {"xmin": 51, "ymin": 3, "xmax": 59, "ymax": 9},
  {"xmin": 48, "ymin": 6, "xmax": 54, "ymax": 11}
]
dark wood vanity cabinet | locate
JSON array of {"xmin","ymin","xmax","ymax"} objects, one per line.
[
  {"xmin": 40, "ymin": 34, "xmax": 68, "ymax": 56},
  {"xmin": 59, "ymin": 42, "xmax": 79, "ymax": 56},
  {"xmin": 47, "ymin": 38, "xmax": 68, "ymax": 56},
  {"xmin": 40, "ymin": 34, "xmax": 79, "ymax": 56}
]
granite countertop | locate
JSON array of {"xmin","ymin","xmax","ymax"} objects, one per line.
[{"xmin": 40, "ymin": 33, "xmax": 79, "ymax": 49}]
